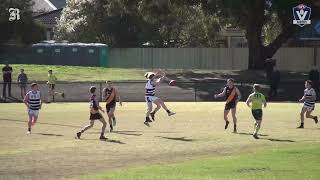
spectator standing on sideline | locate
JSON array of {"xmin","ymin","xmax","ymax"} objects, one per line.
[
  {"xmin": 265, "ymin": 58, "xmax": 276, "ymax": 82},
  {"xmin": 308, "ymin": 65, "xmax": 319, "ymax": 99},
  {"xmin": 47, "ymin": 70, "xmax": 65, "ymax": 103},
  {"xmin": 268, "ymin": 66, "xmax": 281, "ymax": 99},
  {"xmin": 2, "ymin": 62, "xmax": 13, "ymax": 97},
  {"xmin": 17, "ymin": 69, "xmax": 28, "ymax": 99}
]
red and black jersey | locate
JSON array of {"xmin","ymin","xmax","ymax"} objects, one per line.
[{"xmin": 225, "ymin": 86, "xmax": 238, "ymax": 104}]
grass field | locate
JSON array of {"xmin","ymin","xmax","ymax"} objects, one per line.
[
  {"xmin": 3, "ymin": 64, "xmax": 146, "ymax": 82},
  {"xmin": 0, "ymin": 102, "xmax": 319, "ymax": 180},
  {"xmin": 0, "ymin": 64, "xmax": 308, "ymax": 83}
]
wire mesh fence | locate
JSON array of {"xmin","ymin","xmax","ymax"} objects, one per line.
[{"xmin": 0, "ymin": 80, "xmax": 306, "ymax": 103}]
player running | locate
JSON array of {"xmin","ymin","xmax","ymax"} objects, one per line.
[
  {"xmin": 246, "ymin": 84, "xmax": 267, "ymax": 139},
  {"xmin": 103, "ymin": 81, "xmax": 122, "ymax": 132},
  {"xmin": 23, "ymin": 83, "xmax": 42, "ymax": 134},
  {"xmin": 144, "ymin": 70, "xmax": 175, "ymax": 127},
  {"xmin": 76, "ymin": 86, "xmax": 107, "ymax": 140},
  {"xmin": 47, "ymin": 70, "xmax": 65, "ymax": 103},
  {"xmin": 214, "ymin": 78, "xmax": 241, "ymax": 133},
  {"xmin": 297, "ymin": 80, "xmax": 318, "ymax": 128}
]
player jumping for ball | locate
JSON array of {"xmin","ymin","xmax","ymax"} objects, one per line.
[
  {"xmin": 76, "ymin": 86, "xmax": 107, "ymax": 140},
  {"xmin": 23, "ymin": 83, "xmax": 42, "ymax": 134},
  {"xmin": 214, "ymin": 78, "xmax": 241, "ymax": 133},
  {"xmin": 246, "ymin": 84, "xmax": 267, "ymax": 139},
  {"xmin": 103, "ymin": 81, "xmax": 122, "ymax": 132},
  {"xmin": 297, "ymin": 80, "xmax": 318, "ymax": 128},
  {"xmin": 144, "ymin": 70, "xmax": 175, "ymax": 127}
]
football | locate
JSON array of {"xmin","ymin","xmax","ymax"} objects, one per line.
[{"xmin": 169, "ymin": 80, "xmax": 176, "ymax": 86}]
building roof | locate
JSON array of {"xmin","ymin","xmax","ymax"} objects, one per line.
[
  {"xmin": 33, "ymin": 8, "xmax": 63, "ymax": 26},
  {"xmin": 32, "ymin": 0, "xmax": 66, "ymax": 15}
]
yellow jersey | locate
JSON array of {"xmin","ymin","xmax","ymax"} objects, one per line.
[
  {"xmin": 48, "ymin": 74, "xmax": 57, "ymax": 84},
  {"xmin": 248, "ymin": 92, "xmax": 266, "ymax": 110}
]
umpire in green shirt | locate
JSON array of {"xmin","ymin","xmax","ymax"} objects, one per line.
[
  {"xmin": 47, "ymin": 70, "xmax": 65, "ymax": 102},
  {"xmin": 246, "ymin": 84, "xmax": 267, "ymax": 139}
]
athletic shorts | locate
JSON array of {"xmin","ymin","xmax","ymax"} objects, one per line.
[
  {"xmin": 145, "ymin": 96, "xmax": 159, "ymax": 103},
  {"xmin": 106, "ymin": 103, "xmax": 116, "ymax": 113},
  {"xmin": 28, "ymin": 109, "xmax": 39, "ymax": 117},
  {"xmin": 90, "ymin": 112, "xmax": 103, "ymax": 120},
  {"xmin": 48, "ymin": 84, "xmax": 55, "ymax": 90},
  {"xmin": 19, "ymin": 83, "xmax": 27, "ymax": 88},
  {"xmin": 251, "ymin": 109, "xmax": 263, "ymax": 120},
  {"xmin": 225, "ymin": 101, "xmax": 236, "ymax": 110},
  {"xmin": 303, "ymin": 105, "xmax": 315, "ymax": 112}
]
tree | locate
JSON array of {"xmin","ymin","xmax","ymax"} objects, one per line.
[{"xmin": 198, "ymin": 0, "xmax": 320, "ymax": 69}]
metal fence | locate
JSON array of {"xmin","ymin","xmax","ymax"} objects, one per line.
[
  {"xmin": 0, "ymin": 81, "xmax": 305, "ymax": 103},
  {"xmin": 3, "ymin": 47, "xmax": 319, "ymax": 71}
]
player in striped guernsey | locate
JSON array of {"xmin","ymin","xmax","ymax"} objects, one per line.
[
  {"xmin": 298, "ymin": 80, "xmax": 318, "ymax": 128},
  {"xmin": 23, "ymin": 83, "xmax": 42, "ymax": 134},
  {"xmin": 214, "ymin": 78, "xmax": 241, "ymax": 133},
  {"xmin": 144, "ymin": 71, "xmax": 175, "ymax": 127}
]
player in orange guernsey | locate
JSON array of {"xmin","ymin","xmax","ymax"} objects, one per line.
[{"xmin": 214, "ymin": 78, "xmax": 241, "ymax": 133}]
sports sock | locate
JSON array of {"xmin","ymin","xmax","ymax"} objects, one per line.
[
  {"xmin": 233, "ymin": 124, "xmax": 237, "ymax": 130},
  {"xmin": 100, "ymin": 132, "xmax": 104, "ymax": 136},
  {"xmin": 166, "ymin": 110, "xmax": 171, "ymax": 113},
  {"xmin": 28, "ymin": 127, "xmax": 31, "ymax": 132}
]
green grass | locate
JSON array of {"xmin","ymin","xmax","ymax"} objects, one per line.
[
  {"xmin": 77, "ymin": 144, "xmax": 320, "ymax": 180},
  {"xmin": 1, "ymin": 64, "xmax": 308, "ymax": 83},
  {"xmin": 3, "ymin": 64, "xmax": 147, "ymax": 82},
  {"xmin": 0, "ymin": 102, "xmax": 319, "ymax": 180}
]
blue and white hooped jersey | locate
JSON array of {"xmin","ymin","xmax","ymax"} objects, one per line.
[
  {"xmin": 304, "ymin": 88, "xmax": 316, "ymax": 108},
  {"xmin": 145, "ymin": 80, "xmax": 156, "ymax": 96},
  {"xmin": 27, "ymin": 91, "xmax": 41, "ymax": 110}
]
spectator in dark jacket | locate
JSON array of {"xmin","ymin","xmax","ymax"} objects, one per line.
[
  {"xmin": 2, "ymin": 62, "xmax": 13, "ymax": 97},
  {"xmin": 265, "ymin": 58, "xmax": 276, "ymax": 82},
  {"xmin": 268, "ymin": 66, "xmax": 280, "ymax": 99},
  {"xmin": 17, "ymin": 69, "xmax": 28, "ymax": 99},
  {"xmin": 308, "ymin": 65, "xmax": 319, "ymax": 98}
]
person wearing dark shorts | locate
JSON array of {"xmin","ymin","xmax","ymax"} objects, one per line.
[
  {"xmin": 103, "ymin": 81, "xmax": 122, "ymax": 132},
  {"xmin": 76, "ymin": 86, "xmax": 107, "ymax": 140},
  {"xmin": 215, "ymin": 79, "xmax": 241, "ymax": 133},
  {"xmin": 246, "ymin": 84, "xmax": 267, "ymax": 139},
  {"xmin": 17, "ymin": 69, "xmax": 28, "ymax": 99}
]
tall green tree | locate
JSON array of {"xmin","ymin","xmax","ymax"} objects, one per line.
[{"xmin": 199, "ymin": 0, "xmax": 320, "ymax": 69}]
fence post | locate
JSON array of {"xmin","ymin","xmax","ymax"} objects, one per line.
[
  {"xmin": 99, "ymin": 82, "xmax": 102, "ymax": 102},
  {"xmin": 194, "ymin": 82, "xmax": 197, "ymax": 102}
]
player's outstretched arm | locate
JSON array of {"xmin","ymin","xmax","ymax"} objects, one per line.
[
  {"xmin": 23, "ymin": 94, "xmax": 29, "ymax": 108},
  {"xmin": 215, "ymin": 88, "xmax": 226, "ymax": 98},
  {"xmin": 246, "ymin": 95, "xmax": 252, "ymax": 107}
]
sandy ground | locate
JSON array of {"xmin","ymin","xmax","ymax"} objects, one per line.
[{"xmin": 0, "ymin": 102, "xmax": 319, "ymax": 180}]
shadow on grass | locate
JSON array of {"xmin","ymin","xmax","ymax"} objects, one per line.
[
  {"xmin": 89, "ymin": 131, "xmax": 143, "ymax": 136},
  {"xmin": 237, "ymin": 132, "xmax": 295, "ymax": 142},
  {"xmin": 113, "ymin": 131, "xmax": 143, "ymax": 136},
  {"xmin": 0, "ymin": 118, "xmax": 82, "ymax": 128},
  {"xmin": 35, "ymin": 133, "xmax": 64, "ymax": 137},
  {"xmin": 80, "ymin": 138, "xmax": 125, "ymax": 144},
  {"xmin": 237, "ymin": 132, "xmax": 269, "ymax": 137},
  {"xmin": 156, "ymin": 136, "xmax": 194, "ymax": 142}
]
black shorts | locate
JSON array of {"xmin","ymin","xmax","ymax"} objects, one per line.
[
  {"xmin": 49, "ymin": 84, "xmax": 55, "ymax": 90},
  {"xmin": 252, "ymin": 109, "xmax": 263, "ymax": 120},
  {"xmin": 225, "ymin": 102, "xmax": 236, "ymax": 110},
  {"xmin": 90, "ymin": 112, "xmax": 102, "ymax": 120},
  {"xmin": 106, "ymin": 103, "xmax": 116, "ymax": 113}
]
